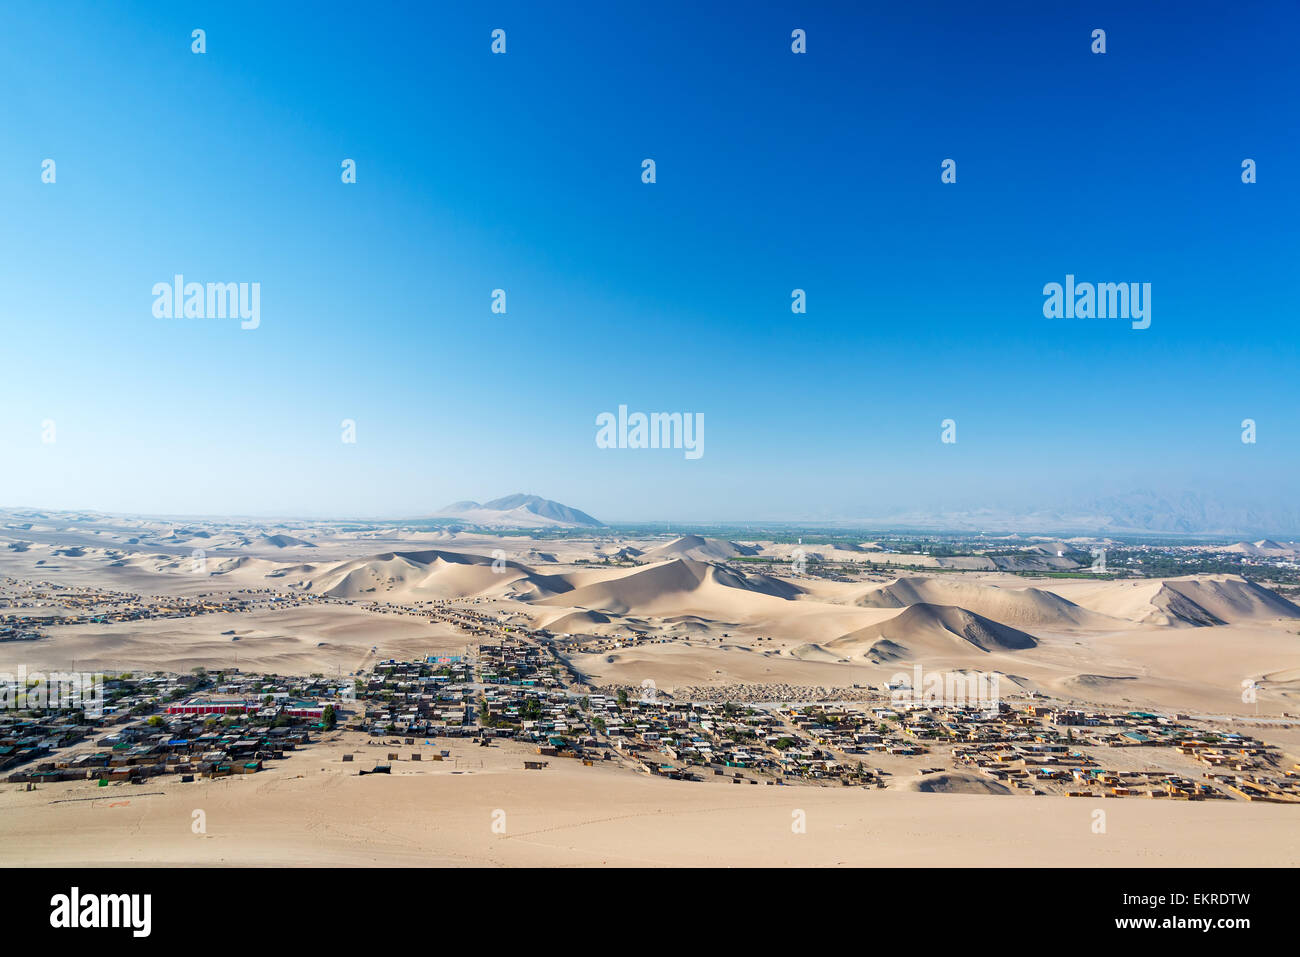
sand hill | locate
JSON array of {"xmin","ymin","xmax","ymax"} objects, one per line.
[
  {"xmin": 828, "ymin": 603, "xmax": 1039, "ymax": 660},
  {"xmin": 534, "ymin": 608, "xmax": 614, "ymax": 633},
  {"xmin": 642, "ymin": 535, "xmax": 761, "ymax": 562},
  {"xmin": 1223, "ymin": 539, "xmax": 1296, "ymax": 558},
  {"xmin": 533, "ymin": 558, "xmax": 800, "ymax": 616},
  {"xmin": 852, "ymin": 576, "xmax": 1107, "ymax": 629},
  {"xmin": 305, "ymin": 549, "xmax": 574, "ymax": 601},
  {"xmin": 257, "ymin": 533, "xmax": 316, "ymax": 549},
  {"xmin": 1057, "ymin": 575, "xmax": 1300, "ymax": 626}
]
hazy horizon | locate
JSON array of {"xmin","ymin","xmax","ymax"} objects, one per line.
[{"xmin": 4, "ymin": 487, "xmax": 1299, "ymax": 539}]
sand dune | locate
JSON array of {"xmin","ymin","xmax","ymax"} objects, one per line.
[
  {"xmin": 306, "ymin": 549, "xmax": 574, "ymax": 601},
  {"xmin": 533, "ymin": 558, "xmax": 801, "ymax": 616},
  {"xmin": 209, "ymin": 555, "xmax": 294, "ymax": 579},
  {"xmin": 1223, "ymin": 539, "xmax": 1297, "ymax": 558},
  {"xmin": 852, "ymin": 576, "xmax": 1110, "ymax": 629},
  {"xmin": 828, "ymin": 603, "xmax": 1039, "ymax": 660},
  {"xmin": 788, "ymin": 642, "xmax": 845, "ymax": 663},
  {"xmin": 1055, "ymin": 673, "xmax": 1140, "ymax": 695},
  {"xmin": 641, "ymin": 535, "xmax": 761, "ymax": 562},
  {"xmin": 257, "ymin": 533, "xmax": 316, "ymax": 549},
  {"xmin": 4, "ymin": 510, "xmax": 1300, "ymax": 721},
  {"xmin": 1055, "ymin": 575, "xmax": 1300, "ymax": 627},
  {"xmin": 535, "ymin": 608, "xmax": 613, "ymax": 633}
]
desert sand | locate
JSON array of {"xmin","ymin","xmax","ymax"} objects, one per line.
[
  {"xmin": 3, "ymin": 510, "xmax": 1298, "ymax": 867},
  {"xmin": 2, "ymin": 733, "xmax": 1296, "ymax": 867}
]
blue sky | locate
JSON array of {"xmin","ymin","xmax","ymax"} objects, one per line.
[{"xmin": 1, "ymin": 1, "xmax": 1296, "ymax": 525}]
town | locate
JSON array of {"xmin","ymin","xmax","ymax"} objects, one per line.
[{"xmin": 7, "ymin": 628, "xmax": 1299, "ymax": 804}]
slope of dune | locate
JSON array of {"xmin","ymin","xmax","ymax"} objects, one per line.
[
  {"xmin": 1054, "ymin": 673, "xmax": 1139, "ymax": 695},
  {"xmin": 257, "ymin": 533, "xmax": 316, "ymax": 549},
  {"xmin": 534, "ymin": 608, "xmax": 613, "ymax": 633},
  {"xmin": 305, "ymin": 549, "xmax": 573, "ymax": 601},
  {"xmin": 1058, "ymin": 575, "xmax": 1300, "ymax": 626},
  {"xmin": 1163, "ymin": 576, "xmax": 1300, "ymax": 622},
  {"xmin": 641, "ymin": 535, "xmax": 761, "ymax": 562},
  {"xmin": 209, "ymin": 555, "xmax": 294, "ymax": 579},
  {"xmin": 852, "ymin": 576, "xmax": 1108, "ymax": 629},
  {"xmin": 532, "ymin": 558, "xmax": 800, "ymax": 616},
  {"xmin": 1223, "ymin": 539, "xmax": 1295, "ymax": 557},
  {"xmin": 789, "ymin": 642, "xmax": 838, "ymax": 662},
  {"xmin": 828, "ymin": 603, "xmax": 1039, "ymax": 660}
]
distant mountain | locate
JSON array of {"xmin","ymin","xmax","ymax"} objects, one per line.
[
  {"xmin": 432, "ymin": 494, "xmax": 603, "ymax": 529},
  {"xmin": 852, "ymin": 490, "xmax": 1300, "ymax": 538}
]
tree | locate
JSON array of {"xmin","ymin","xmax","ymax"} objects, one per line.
[{"xmin": 322, "ymin": 705, "xmax": 336, "ymax": 730}]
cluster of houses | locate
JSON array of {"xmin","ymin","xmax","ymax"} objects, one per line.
[
  {"xmin": 0, "ymin": 624, "xmax": 43, "ymax": 642},
  {"xmin": 416, "ymin": 601, "xmax": 522, "ymax": 640},
  {"xmin": 0, "ymin": 578, "xmax": 262, "ymax": 630},
  {"xmin": 889, "ymin": 702, "xmax": 1300, "ymax": 802},
  {"xmin": 329, "ymin": 641, "xmax": 1300, "ymax": 799},
  {"xmin": 354, "ymin": 658, "xmax": 474, "ymax": 737},
  {"xmin": 6, "ymin": 585, "xmax": 1297, "ymax": 803},
  {"xmin": 0, "ymin": 713, "xmax": 91, "ymax": 773},
  {"xmin": 2, "ymin": 669, "xmax": 346, "ymax": 785},
  {"xmin": 6, "ymin": 701, "xmax": 325, "ymax": 786},
  {"xmin": 576, "ymin": 692, "xmax": 878, "ymax": 785},
  {"xmin": 476, "ymin": 642, "xmax": 596, "ymax": 753},
  {"xmin": 557, "ymin": 688, "xmax": 1300, "ymax": 799}
]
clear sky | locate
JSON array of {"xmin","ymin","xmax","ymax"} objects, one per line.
[{"xmin": 1, "ymin": 1, "xmax": 1296, "ymax": 525}]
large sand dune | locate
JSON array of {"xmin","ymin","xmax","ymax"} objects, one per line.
[
  {"xmin": 305, "ymin": 549, "xmax": 574, "ymax": 601},
  {"xmin": 641, "ymin": 535, "xmax": 761, "ymax": 562},
  {"xmin": 532, "ymin": 558, "xmax": 802, "ymax": 617},
  {"xmin": 852, "ymin": 576, "xmax": 1111, "ymax": 629},
  {"xmin": 1052, "ymin": 574, "xmax": 1300, "ymax": 627},
  {"xmin": 828, "ymin": 603, "xmax": 1039, "ymax": 660}
]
